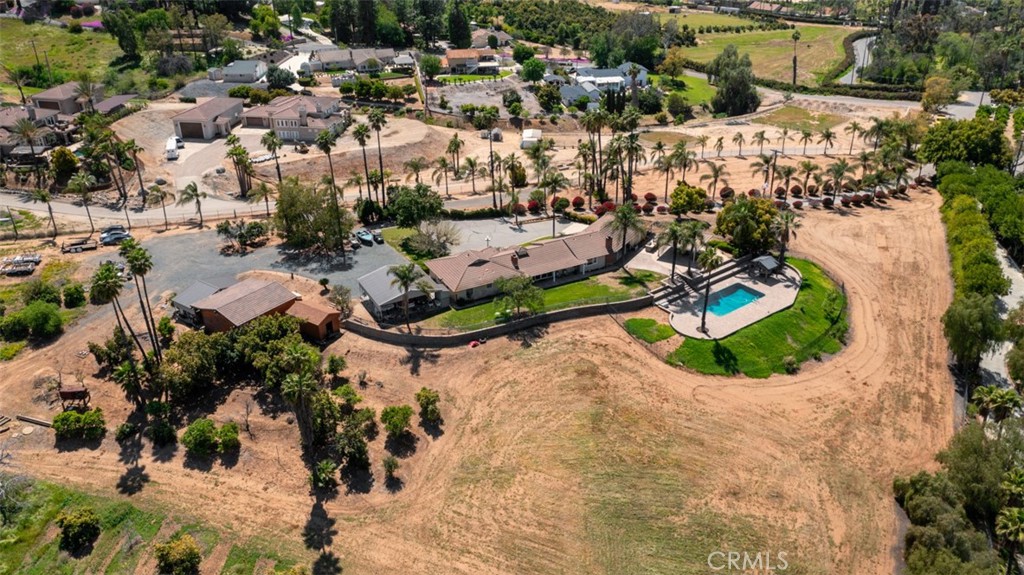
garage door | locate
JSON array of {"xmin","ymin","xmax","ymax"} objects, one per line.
[{"xmin": 177, "ymin": 122, "xmax": 205, "ymax": 139}]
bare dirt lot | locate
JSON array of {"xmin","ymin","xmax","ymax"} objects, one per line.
[{"xmin": 0, "ymin": 183, "xmax": 953, "ymax": 573}]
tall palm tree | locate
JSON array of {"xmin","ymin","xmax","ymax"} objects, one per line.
[
  {"xmin": 680, "ymin": 220, "xmax": 704, "ymax": 274},
  {"xmin": 282, "ymin": 371, "xmax": 318, "ymax": 447},
  {"xmin": 403, "ymin": 156, "xmax": 428, "ymax": 184},
  {"xmin": 775, "ymin": 164, "xmax": 797, "ymax": 199},
  {"xmin": 657, "ymin": 221, "xmax": 686, "ymax": 281},
  {"xmin": 608, "ymin": 204, "xmax": 646, "ymax": 260},
  {"xmin": 353, "ymin": 123, "xmax": 374, "ymax": 202},
  {"xmin": 67, "ymin": 172, "xmax": 97, "ymax": 234},
  {"xmin": 73, "ymin": 71, "xmax": 101, "ymax": 112},
  {"xmin": 91, "ymin": 262, "xmax": 147, "ymax": 359},
  {"xmin": 844, "ymin": 121, "xmax": 863, "ymax": 155},
  {"xmin": 261, "ymin": 130, "xmax": 284, "ymax": 183},
  {"xmin": 654, "ymin": 150, "xmax": 675, "ymax": 204},
  {"xmin": 798, "ymin": 160, "xmax": 820, "ymax": 193},
  {"xmin": 700, "ymin": 162, "xmax": 728, "ymax": 203},
  {"xmin": 732, "ymin": 132, "xmax": 746, "ymax": 157},
  {"xmin": 864, "ymin": 116, "xmax": 887, "ymax": 151},
  {"xmin": 650, "ymin": 140, "xmax": 667, "ymax": 173},
  {"xmin": 697, "ymin": 245, "xmax": 723, "ymax": 335},
  {"xmin": 388, "ymin": 263, "xmax": 430, "ymax": 330},
  {"xmin": 462, "ymin": 156, "xmax": 485, "ymax": 195},
  {"xmin": 752, "ymin": 130, "xmax": 769, "ymax": 155},
  {"xmin": 147, "ymin": 185, "xmax": 175, "ymax": 231},
  {"xmin": 176, "ymin": 181, "xmax": 206, "ymax": 227},
  {"xmin": 713, "ymin": 136, "xmax": 724, "ymax": 158},
  {"xmin": 11, "ymin": 118, "xmax": 40, "ymax": 157},
  {"xmin": 225, "ymin": 143, "xmax": 253, "ymax": 198},
  {"xmin": 28, "ymin": 188, "xmax": 57, "ymax": 238},
  {"xmin": 819, "ymin": 128, "xmax": 837, "ymax": 156},
  {"xmin": 750, "ymin": 153, "xmax": 774, "ymax": 185},
  {"xmin": 799, "ymin": 129, "xmax": 814, "ymax": 156},
  {"xmin": 347, "ymin": 172, "xmax": 365, "ymax": 200},
  {"xmin": 998, "ymin": 507, "xmax": 1024, "ymax": 575},
  {"xmin": 120, "ymin": 240, "xmax": 161, "ymax": 363},
  {"xmin": 122, "ymin": 139, "xmax": 146, "ymax": 195},
  {"xmin": 778, "ymin": 127, "xmax": 790, "ymax": 155},
  {"xmin": 248, "ymin": 181, "xmax": 275, "ymax": 218},
  {"xmin": 447, "ymin": 133, "xmax": 465, "ymax": 169},
  {"xmin": 696, "ymin": 134, "xmax": 709, "ymax": 159},
  {"xmin": 772, "ymin": 211, "xmax": 801, "ymax": 264},
  {"xmin": 672, "ymin": 141, "xmax": 695, "ymax": 183},
  {"xmin": 368, "ymin": 108, "xmax": 388, "ymax": 207},
  {"xmin": 623, "ymin": 133, "xmax": 646, "ymax": 198},
  {"xmin": 826, "ymin": 159, "xmax": 854, "ymax": 200},
  {"xmin": 477, "ymin": 107, "xmax": 500, "ymax": 208},
  {"xmin": 1003, "ymin": 468, "xmax": 1024, "ymax": 507},
  {"xmin": 433, "ymin": 157, "xmax": 452, "ymax": 198},
  {"xmin": 315, "ymin": 129, "xmax": 339, "ymax": 191}
]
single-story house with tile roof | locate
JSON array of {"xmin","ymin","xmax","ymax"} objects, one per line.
[
  {"xmin": 309, "ymin": 48, "xmax": 396, "ymax": 72},
  {"xmin": 471, "ymin": 28, "xmax": 513, "ymax": 49},
  {"xmin": 172, "ymin": 97, "xmax": 244, "ymax": 140},
  {"xmin": 426, "ymin": 215, "xmax": 645, "ymax": 304},
  {"xmin": 191, "ymin": 279, "xmax": 298, "ymax": 332},
  {"xmin": 170, "ymin": 275, "xmax": 239, "ymax": 323},
  {"xmin": 285, "ymin": 300, "xmax": 342, "ymax": 341},
  {"xmin": 223, "ymin": 60, "xmax": 268, "ymax": 83},
  {"xmin": 241, "ymin": 95, "xmax": 350, "ymax": 142},
  {"xmin": 30, "ymin": 81, "xmax": 104, "ymax": 115},
  {"xmin": 444, "ymin": 48, "xmax": 499, "ymax": 74},
  {"xmin": 357, "ymin": 265, "xmax": 446, "ymax": 320}
]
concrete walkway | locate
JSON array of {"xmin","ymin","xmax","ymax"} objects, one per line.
[{"xmin": 979, "ymin": 245, "xmax": 1024, "ymax": 388}]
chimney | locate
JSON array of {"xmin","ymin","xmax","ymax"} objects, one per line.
[
  {"xmin": 297, "ymin": 105, "xmax": 307, "ymax": 125},
  {"xmin": 26, "ymin": 105, "xmax": 36, "ymax": 121},
  {"xmin": 510, "ymin": 253, "xmax": 519, "ymax": 269},
  {"xmin": 605, "ymin": 235, "xmax": 613, "ymax": 252}
]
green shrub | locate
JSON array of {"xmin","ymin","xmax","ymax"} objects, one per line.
[
  {"xmin": 52, "ymin": 408, "xmax": 106, "ymax": 440},
  {"xmin": 783, "ymin": 356, "xmax": 799, "ymax": 374},
  {"xmin": 383, "ymin": 454, "xmax": 399, "ymax": 478},
  {"xmin": 310, "ymin": 459, "xmax": 337, "ymax": 489},
  {"xmin": 115, "ymin": 422, "xmax": 137, "ymax": 442},
  {"xmin": 62, "ymin": 283, "xmax": 86, "ymax": 308},
  {"xmin": 157, "ymin": 316, "xmax": 175, "ymax": 343},
  {"xmin": 155, "ymin": 534, "xmax": 202, "ymax": 575},
  {"xmin": 415, "ymin": 387, "xmax": 442, "ymax": 423},
  {"xmin": 68, "ymin": 22, "xmax": 84, "ymax": 34},
  {"xmin": 20, "ymin": 300, "xmax": 64, "ymax": 339},
  {"xmin": 22, "ymin": 279, "xmax": 61, "ymax": 306},
  {"xmin": 217, "ymin": 422, "xmax": 241, "ymax": 452},
  {"xmin": 380, "ymin": 405, "xmax": 414, "ymax": 438},
  {"xmin": 145, "ymin": 420, "xmax": 177, "ymax": 447},
  {"xmin": 181, "ymin": 418, "xmax": 218, "ymax": 458},
  {"xmin": 706, "ymin": 239, "xmax": 735, "ymax": 255},
  {"xmin": 56, "ymin": 507, "xmax": 100, "ymax": 553},
  {"xmin": 0, "ymin": 313, "xmax": 29, "ymax": 341}
]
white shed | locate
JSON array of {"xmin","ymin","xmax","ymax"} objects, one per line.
[{"xmin": 521, "ymin": 129, "xmax": 542, "ymax": 149}]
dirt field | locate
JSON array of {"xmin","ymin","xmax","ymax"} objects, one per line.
[{"xmin": 0, "ymin": 181, "xmax": 953, "ymax": 573}]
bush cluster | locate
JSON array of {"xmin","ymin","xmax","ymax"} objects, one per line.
[
  {"xmin": 155, "ymin": 534, "xmax": 202, "ymax": 575},
  {"xmin": 939, "ymin": 188, "xmax": 1011, "ymax": 298},
  {"xmin": 181, "ymin": 418, "xmax": 241, "ymax": 458},
  {"xmin": 53, "ymin": 408, "xmax": 106, "ymax": 441},
  {"xmin": 56, "ymin": 507, "xmax": 101, "ymax": 553}
]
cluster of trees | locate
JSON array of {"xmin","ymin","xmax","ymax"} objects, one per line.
[
  {"xmin": 102, "ymin": 3, "xmax": 232, "ymax": 71},
  {"xmin": 181, "ymin": 419, "xmax": 240, "ymax": 458},
  {"xmin": 714, "ymin": 196, "xmax": 780, "ymax": 256},
  {"xmin": 940, "ymin": 195, "xmax": 1010, "ymax": 300},
  {"xmin": 464, "ymin": 0, "xmax": 614, "ymax": 49},
  {"xmin": 319, "ymin": 0, "xmax": 471, "ymax": 48},
  {"xmin": 937, "ymin": 162, "xmax": 1024, "ymax": 268},
  {"xmin": 340, "ymin": 77, "xmax": 417, "ymax": 103},
  {"xmin": 919, "ymin": 115, "xmax": 1015, "ymax": 170}
]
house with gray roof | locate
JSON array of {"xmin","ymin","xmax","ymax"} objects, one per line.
[
  {"xmin": 310, "ymin": 48, "xmax": 396, "ymax": 72},
  {"xmin": 223, "ymin": 60, "xmax": 268, "ymax": 83},
  {"xmin": 358, "ymin": 266, "xmax": 446, "ymax": 320},
  {"xmin": 170, "ymin": 275, "xmax": 239, "ymax": 323},
  {"xmin": 571, "ymin": 62, "xmax": 648, "ymax": 93}
]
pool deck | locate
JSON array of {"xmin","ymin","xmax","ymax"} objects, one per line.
[{"xmin": 663, "ymin": 265, "xmax": 802, "ymax": 340}]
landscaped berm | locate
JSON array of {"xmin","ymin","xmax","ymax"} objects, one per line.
[{"xmin": 665, "ymin": 259, "xmax": 848, "ymax": 378}]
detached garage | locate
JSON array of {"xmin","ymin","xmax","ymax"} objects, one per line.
[{"xmin": 172, "ymin": 97, "xmax": 244, "ymax": 140}]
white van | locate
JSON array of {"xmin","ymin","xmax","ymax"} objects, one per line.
[{"xmin": 165, "ymin": 137, "xmax": 179, "ymax": 160}]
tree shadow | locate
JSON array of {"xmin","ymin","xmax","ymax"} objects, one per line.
[
  {"xmin": 507, "ymin": 323, "xmax": 549, "ymax": 348},
  {"xmin": 61, "ymin": 536, "xmax": 98, "ymax": 559},
  {"xmin": 183, "ymin": 452, "xmax": 214, "ymax": 472},
  {"xmin": 418, "ymin": 416, "xmax": 444, "ymax": 440},
  {"xmin": 384, "ymin": 475, "xmax": 405, "ymax": 493},
  {"xmin": 253, "ymin": 387, "xmax": 290, "ymax": 418},
  {"xmin": 384, "ymin": 431, "xmax": 419, "ymax": 458},
  {"xmin": 312, "ymin": 551, "xmax": 343, "ymax": 575},
  {"xmin": 712, "ymin": 341, "xmax": 740, "ymax": 375},
  {"xmin": 220, "ymin": 448, "xmax": 240, "ymax": 469},
  {"xmin": 303, "ymin": 499, "xmax": 337, "ymax": 551},
  {"xmin": 116, "ymin": 465, "xmax": 150, "ymax": 496},
  {"xmin": 399, "ymin": 346, "xmax": 440, "ymax": 376},
  {"xmin": 117, "ymin": 411, "xmax": 147, "ymax": 466},
  {"xmin": 151, "ymin": 441, "xmax": 178, "ymax": 463},
  {"xmin": 54, "ymin": 436, "xmax": 103, "ymax": 452},
  {"xmin": 339, "ymin": 462, "xmax": 375, "ymax": 494}
]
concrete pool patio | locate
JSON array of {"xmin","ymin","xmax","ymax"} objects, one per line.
[{"xmin": 661, "ymin": 265, "xmax": 803, "ymax": 340}]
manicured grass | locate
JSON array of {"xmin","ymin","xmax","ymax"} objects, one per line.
[
  {"xmin": 438, "ymin": 71, "xmax": 512, "ymax": 84},
  {"xmin": 666, "ymin": 259, "xmax": 847, "ymax": 378},
  {"xmin": 428, "ymin": 273, "xmax": 649, "ymax": 329},
  {"xmin": 624, "ymin": 318, "xmax": 676, "ymax": 343},
  {"xmin": 0, "ymin": 341, "xmax": 27, "ymax": 361},
  {"xmin": 753, "ymin": 105, "xmax": 846, "ymax": 133},
  {"xmin": 678, "ymin": 24, "xmax": 854, "ymax": 85},
  {"xmin": 639, "ymin": 131, "xmax": 695, "ymax": 146},
  {"xmin": 658, "ymin": 10, "xmax": 752, "ymax": 28},
  {"xmin": 650, "ymin": 73, "xmax": 717, "ymax": 106}
]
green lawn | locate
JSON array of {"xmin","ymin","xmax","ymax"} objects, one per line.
[
  {"xmin": 678, "ymin": 24, "xmax": 854, "ymax": 85},
  {"xmin": 650, "ymin": 73, "xmax": 717, "ymax": 106},
  {"xmin": 658, "ymin": 10, "xmax": 752, "ymax": 29},
  {"xmin": 428, "ymin": 272, "xmax": 654, "ymax": 329},
  {"xmin": 438, "ymin": 71, "xmax": 512, "ymax": 84},
  {"xmin": 666, "ymin": 259, "xmax": 848, "ymax": 378},
  {"xmin": 752, "ymin": 105, "xmax": 847, "ymax": 133},
  {"xmin": 624, "ymin": 318, "xmax": 676, "ymax": 343},
  {"xmin": 381, "ymin": 226, "xmax": 419, "ymax": 261}
]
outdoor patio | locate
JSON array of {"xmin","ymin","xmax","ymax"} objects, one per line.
[{"xmin": 663, "ymin": 264, "xmax": 802, "ymax": 340}]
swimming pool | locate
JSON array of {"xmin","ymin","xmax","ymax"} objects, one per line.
[{"xmin": 707, "ymin": 284, "xmax": 765, "ymax": 316}]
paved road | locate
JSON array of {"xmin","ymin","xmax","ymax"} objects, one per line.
[
  {"xmin": 980, "ymin": 244, "xmax": 1024, "ymax": 388},
  {"xmin": 838, "ymin": 36, "xmax": 875, "ymax": 85}
]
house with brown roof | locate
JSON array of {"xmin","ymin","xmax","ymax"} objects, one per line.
[
  {"xmin": 471, "ymin": 28, "xmax": 513, "ymax": 49},
  {"xmin": 308, "ymin": 48, "xmax": 396, "ymax": 72},
  {"xmin": 444, "ymin": 48, "xmax": 500, "ymax": 75},
  {"xmin": 172, "ymin": 97, "xmax": 244, "ymax": 140},
  {"xmin": 0, "ymin": 106, "xmax": 59, "ymax": 159},
  {"xmin": 285, "ymin": 300, "xmax": 342, "ymax": 341},
  {"xmin": 191, "ymin": 279, "xmax": 298, "ymax": 332},
  {"xmin": 31, "ymin": 81, "xmax": 104, "ymax": 115},
  {"xmin": 425, "ymin": 215, "xmax": 645, "ymax": 304},
  {"xmin": 241, "ymin": 95, "xmax": 350, "ymax": 142}
]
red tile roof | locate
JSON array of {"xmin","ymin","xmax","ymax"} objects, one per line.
[{"xmin": 286, "ymin": 300, "xmax": 340, "ymax": 325}]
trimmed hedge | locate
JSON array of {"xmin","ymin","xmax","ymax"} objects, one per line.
[
  {"xmin": 940, "ymin": 195, "xmax": 1010, "ymax": 298},
  {"xmin": 53, "ymin": 409, "xmax": 106, "ymax": 441}
]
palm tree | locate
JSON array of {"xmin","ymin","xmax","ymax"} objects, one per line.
[
  {"xmin": 249, "ymin": 181, "xmax": 275, "ymax": 218},
  {"xmin": 1, "ymin": 63, "xmax": 30, "ymax": 104},
  {"xmin": 388, "ymin": 263, "xmax": 429, "ymax": 330},
  {"xmin": 775, "ymin": 164, "xmax": 797, "ymax": 199},
  {"xmin": 844, "ymin": 121, "xmax": 863, "ymax": 155},
  {"xmin": 477, "ymin": 107, "xmax": 500, "ymax": 208},
  {"xmin": 998, "ymin": 507, "xmax": 1024, "ymax": 575},
  {"xmin": 819, "ymin": 128, "xmax": 836, "ymax": 156},
  {"xmin": 282, "ymin": 371, "xmax": 318, "ymax": 447},
  {"xmin": 11, "ymin": 118, "xmax": 40, "ymax": 157},
  {"xmin": 73, "ymin": 71, "xmax": 101, "ymax": 112},
  {"xmin": 121, "ymin": 240, "xmax": 160, "ymax": 363},
  {"xmin": 433, "ymin": 157, "xmax": 452, "ymax": 198},
  {"xmin": 28, "ymin": 188, "xmax": 57, "ymax": 238},
  {"xmin": 657, "ymin": 222, "xmax": 686, "ymax": 281},
  {"xmin": 314, "ymin": 129, "xmax": 339, "ymax": 191},
  {"xmin": 778, "ymin": 127, "xmax": 790, "ymax": 155},
  {"xmin": 261, "ymin": 130, "xmax": 284, "ymax": 183},
  {"xmin": 147, "ymin": 185, "xmax": 175, "ymax": 231},
  {"xmin": 750, "ymin": 153, "xmax": 774, "ymax": 185},
  {"xmin": 679, "ymin": 220, "xmax": 704, "ymax": 274},
  {"xmin": 650, "ymin": 140, "xmax": 666, "ymax": 172},
  {"xmin": 732, "ymin": 132, "xmax": 746, "ymax": 157},
  {"xmin": 176, "ymin": 181, "xmax": 206, "ymax": 227},
  {"xmin": 1003, "ymin": 468, "xmax": 1024, "ymax": 507},
  {"xmin": 123, "ymin": 139, "xmax": 146, "ymax": 195},
  {"xmin": 368, "ymin": 108, "xmax": 388, "ymax": 207},
  {"xmin": 654, "ymin": 150, "xmax": 675, "ymax": 204},
  {"xmin": 66, "ymin": 172, "xmax": 97, "ymax": 234},
  {"xmin": 753, "ymin": 130, "xmax": 769, "ymax": 155},
  {"xmin": 864, "ymin": 116, "xmax": 887, "ymax": 151},
  {"xmin": 91, "ymin": 262, "xmax": 147, "ymax": 359},
  {"xmin": 700, "ymin": 162, "xmax": 728, "ymax": 203},
  {"xmin": 447, "ymin": 133, "xmax": 465, "ymax": 170},
  {"xmin": 798, "ymin": 160, "xmax": 820, "ymax": 193},
  {"xmin": 225, "ymin": 143, "xmax": 253, "ymax": 198},
  {"xmin": 799, "ymin": 129, "xmax": 813, "ymax": 156},
  {"xmin": 856, "ymin": 150, "xmax": 875, "ymax": 179},
  {"xmin": 772, "ymin": 211, "xmax": 801, "ymax": 264},
  {"xmin": 697, "ymin": 245, "xmax": 723, "ymax": 335},
  {"xmin": 608, "ymin": 204, "xmax": 646, "ymax": 260},
  {"xmin": 347, "ymin": 172, "xmax": 365, "ymax": 200},
  {"xmin": 672, "ymin": 141, "xmax": 696, "ymax": 183},
  {"xmin": 462, "ymin": 157, "xmax": 485, "ymax": 195},
  {"xmin": 696, "ymin": 134, "xmax": 709, "ymax": 159},
  {"xmin": 826, "ymin": 159, "xmax": 854, "ymax": 200},
  {"xmin": 353, "ymin": 123, "xmax": 374, "ymax": 202},
  {"xmin": 403, "ymin": 156, "xmax": 428, "ymax": 183},
  {"xmin": 713, "ymin": 136, "xmax": 724, "ymax": 157}
]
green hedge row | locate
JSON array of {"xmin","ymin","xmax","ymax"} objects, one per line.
[
  {"xmin": 940, "ymin": 194, "xmax": 1010, "ymax": 298},
  {"xmin": 938, "ymin": 161, "xmax": 1024, "ymax": 266}
]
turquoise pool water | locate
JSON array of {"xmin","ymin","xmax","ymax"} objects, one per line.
[{"xmin": 707, "ymin": 284, "xmax": 765, "ymax": 316}]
